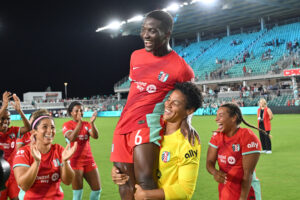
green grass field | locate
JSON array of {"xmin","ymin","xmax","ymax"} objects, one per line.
[{"xmin": 11, "ymin": 114, "xmax": 300, "ymax": 200}]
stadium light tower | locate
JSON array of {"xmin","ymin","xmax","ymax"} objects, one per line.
[{"xmin": 64, "ymin": 82, "xmax": 68, "ymax": 99}]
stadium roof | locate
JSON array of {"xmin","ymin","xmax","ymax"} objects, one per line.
[{"xmin": 97, "ymin": 0, "xmax": 300, "ymax": 39}]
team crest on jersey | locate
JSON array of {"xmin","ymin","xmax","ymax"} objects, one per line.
[
  {"xmin": 232, "ymin": 144, "xmax": 240, "ymax": 152},
  {"xmin": 158, "ymin": 71, "xmax": 169, "ymax": 82},
  {"xmin": 9, "ymin": 133, "xmax": 16, "ymax": 139},
  {"xmin": 53, "ymin": 159, "xmax": 61, "ymax": 167},
  {"xmin": 161, "ymin": 151, "xmax": 171, "ymax": 163}
]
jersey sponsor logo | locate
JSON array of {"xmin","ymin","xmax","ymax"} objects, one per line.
[
  {"xmin": 232, "ymin": 144, "xmax": 240, "ymax": 152},
  {"xmin": 185, "ymin": 150, "xmax": 198, "ymax": 159},
  {"xmin": 135, "ymin": 81, "xmax": 147, "ymax": 92},
  {"xmin": 78, "ymin": 135, "xmax": 88, "ymax": 140},
  {"xmin": 158, "ymin": 71, "xmax": 169, "ymax": 82},
  {"xmin": 247, "ymin": 142, "xmax": 258, "ymax": 149},
  {"xmin": 51, "ymin": 173, "xmax": 60, "ymax": 182},
  {"xmin": 0, "ymin": 143, "xmax": 10, "ymax": 149},
  {"xmin": 218, "ymin": 154, "xmax": 226, "ymax": 164},
  {"xmin": 36, "ymin": 174, "xmax": 50, "ymax": 183},
  {"xmin": 227, "ymin": 156, "xmax": 236, "ymax": 165},
  {"xmin": 146, "ymin": 84, "xmax": 156, "ymax": 93},
  {"xmin": 161, "ymin": 151, "xmax": 171, "ymax": 163}
]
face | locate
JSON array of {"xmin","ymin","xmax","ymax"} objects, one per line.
[
  {"xmin": 215, "ymin": 107, "xmax": 237, "ymax": 133},
  {"xmin": 259, "ymin": 101, "xmax": 265, "ymax": 108},
  {"xmin": 140, "ymin": 17, "xmax": 169, "ymax": 53},
  {"xmin": 0, "ymin": 111, "xmax": 10, "ymax": 132},
  {"xmin": 34, "ymin": 118, "xmax": 55, "ymax": 145},
  {"xmin": 163, "ymin": 90, "xmax": 191, "ymax": 123},
  {"xmin": 71, "ymin": 105, "xmax": 83, "ymax": 119}
]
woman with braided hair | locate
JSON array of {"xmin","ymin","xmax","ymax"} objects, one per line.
[{"xmin": 206, "ymin": 103, "xmax": 262, "ymax": 200}]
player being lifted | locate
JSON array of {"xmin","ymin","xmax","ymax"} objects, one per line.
[{"xmin": 110, "ymin": 10, "xmax": 196, "ymax": 199}]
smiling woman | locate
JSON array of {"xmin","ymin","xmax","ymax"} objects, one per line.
[
  {"xmin": 13, "ymin": 112, "xmax": 77, "ymax": 200},
  {"xmin": 206, "ymin": 103, "xmax": 263, "ymax": 200}
]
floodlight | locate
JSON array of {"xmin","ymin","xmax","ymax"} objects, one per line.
[
  {"xmin": 201, "ymin": 0, "xmax": 217, "ymax": 5},
  {"xmin": 127, "ymin": 15, "xmax": 144, "ymax": 23},
  {"xmin": 108, "ymin": 21, "xmax": 123, "ymax": 30},
  {"xmin": 166, "ymin": 3, "xmax": 180, "ymax": 12}
]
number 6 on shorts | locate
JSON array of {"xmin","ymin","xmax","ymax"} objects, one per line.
[{"xmin": 135, "ymin": 130, "xmax": 142, "ymax": 145}]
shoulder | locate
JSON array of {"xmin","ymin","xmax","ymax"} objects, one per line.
[
  {"xmin": 131, "ymin": 49, "xmax": 145, "ymax": 57},
  {"xmin": 52, "ymin": 144, "xmax": 64, "ymax": 153},
  {"xmin": 239, "ymin": 128, "xmax": 259, "ymax": 142},
  {"xmin": 8, "ymin": 126, "xmax": 20, "ymax": 133}
]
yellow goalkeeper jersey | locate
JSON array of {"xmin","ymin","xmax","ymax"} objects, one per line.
[{"xmin": 158, "ymin": 128, "xmax": 201, "ymax": 200}]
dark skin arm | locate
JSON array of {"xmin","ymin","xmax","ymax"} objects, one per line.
[
  {"xmin": 239, "ymin": 153, "xmax": 260, "ymax": 200},
  {"xmin": 11, "ymin": 94, "xmax": 31, "ymax": 135},
  {"xmin": 206, "ymin": 146, "xmax": 227, "ymax": 184},
  {"xmin": 65, "ymin": 112, "xmax": 82, "ymax": 142}
]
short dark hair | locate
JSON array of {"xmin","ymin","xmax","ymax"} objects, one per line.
[
  {"xmin": 67, "ymin": 101, "xmax": 83, "ymax": 116},
  {"xmin": 174, "ymin": 82, "xmax": 202, "ymax": 111},
  {"xmin": 145, "ymin": 10, "xmax": 174, "ymax": 33}
]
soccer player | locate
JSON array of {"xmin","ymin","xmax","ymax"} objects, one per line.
[
  {"xmin": 112, "ymin": 82, "xmax": 203, "ymax": 200},
  {"xmin": 257, "ymin": 98, "xmax": 273, "ymax": 154},
  {"xmin": 13, "ymin": 112, "xmax": 77, "ymax": 200},
  {"xmin": 110, "ymin": 10, "xmax": 195, "ymax": 199},
  {"xmin": 206, "ymin": 103, "xmax": 262, "ymax": 200},
  {"xmin": 0, "ymin": 91, "xmax": 30, "ymax": 200},
  {"xmin": 62, "ymin": 101, "xmax": 101, "ymax": 200}
]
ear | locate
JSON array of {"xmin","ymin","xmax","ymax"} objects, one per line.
[
  {"xmin": 165, "ymin": 31, "xmax": 171, "ymax": 39},
  {"xmin": 232, "ymin": 115, "xmax": 237, "ymax": 123},
  {"xmin": 186, "ymin": 108, "xmax": 195, "ymax": 116}
]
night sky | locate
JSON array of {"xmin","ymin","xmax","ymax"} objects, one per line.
[{"xmin": 0, "ymin": 1, "xmax": 167, "ymax": 99}]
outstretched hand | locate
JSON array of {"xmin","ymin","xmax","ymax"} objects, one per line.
[
  {"xmin": 90, "ymin": 111, "xmax": 98, "ymax": 123},
  {"xmin": 2, "ymin": 91, "xmax": 12, "ymax": 108},
  {"xmin": 213, "ymin": 170, "xmax": 227, "ymax": 184},
  {"xmin": 30, "ymin": 135, "xmax": 41, "ymax": 162},
  {"xmin": 62, "ymin": 142, "xmax": 77, "ymax": 162},
  {"xmin": 111, "ymin": 165, "xmax": 129, "ymax": 185},
  {"xmin": 134, "ymin": 184, "xmax": 147, "ymax": 200},
  {"xmin": 10, "ymin": 94, "xmax": 21, "ymax": 113}
]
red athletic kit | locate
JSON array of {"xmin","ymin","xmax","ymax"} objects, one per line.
[
  {"xmin": 62, "ymin": 120, "xmax": 97, "ymax": 172},
  {"xmin": 16, "ymin": 131, "xmax": 31, "ymax": 147},
  {"xmin": 13, "ymin": 144, "xmax": 64, "ymax": 200},
  {"xmin": 209, "ymin": 128, "xmax": 262, "ymax": 200},
  {"xmin": 111, "ymin": 49, "xmax": 194, "ymax": 163},
  {"xmin": 0, "ymin": 126, "xmax": 20, "ymax": 200}
]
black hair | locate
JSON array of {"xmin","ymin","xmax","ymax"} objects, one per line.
[
  {"xmin": 67, "ymin": 101, "xmax": 83, "ymax": 116},
  {"xmin": 220, "ymin": 103, "xmax": 266, "ymax": 133},
  {"xmin": 174, "ymin": 82, "xmax": 203, "ymax": 111},
  {"xmin": 145, "ymin": 10, "xmax": 174, "ymax": 33},
  {"xmin": 31, "ymin": 110, "xmax": 52, "ymax": 130}
]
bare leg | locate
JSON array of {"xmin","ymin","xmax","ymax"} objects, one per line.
[
  {"xmin": 72, "ymin": 170, "xmax": 84, "ymax": 190},
  {"xmin": 84, "ymin": 168, "xmax": 101, "ymax": 190},
  {"xmin": 114, "ymin": 162, "xmax": 135, "ymax": 200},
  {"xmin": 133, "ymin": 143, "xmax": 159, "ymax": 189}
]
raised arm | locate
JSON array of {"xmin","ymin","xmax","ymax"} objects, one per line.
[
  {"xmin": 11, "ymin": 94, "xmax": 31, "ymax": 135},
  {"xmin": 0, "ymin": 91, "xmax": 11, "ymax": 117},
  {"xmin": 65, "ymin": 112, "xmax": 82, "ymax": 142},
  {"xmin": 239, "ymin": 153, "xmax": 260, "ymax": 200},
  {"xmin": 89, "ymin": 111, "xmax": 99, "ymax": 139}
]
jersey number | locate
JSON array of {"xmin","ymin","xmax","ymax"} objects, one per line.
[{"xmin": 135, "ymin": 130, "xmax": 142, "ymax": 145}]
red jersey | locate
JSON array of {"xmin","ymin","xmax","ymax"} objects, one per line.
[
  {"xmin": 62, "ymin": 121, "xmax": 94, "ymax": 164},
  {"xmin": 114, "ymin": 49, "xmax": 194, "ymax": 135},
  {"xmin": 209, "ymin": 128, "xmax": 261, "ymax": 200},
  {"xmin": 0, "ymin": 126, "xmax": 20, "ymax": 164},
  {"xmin": 13, "ymin": 144, "xmax": 64, "ymax": 200},
  {"xmin": 257, "ymin": 107, "xmax": 271, "ymax": 131},
  {"xmin": 16, "ymin": 132, "xmax": 31, "ymax": 147}
]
